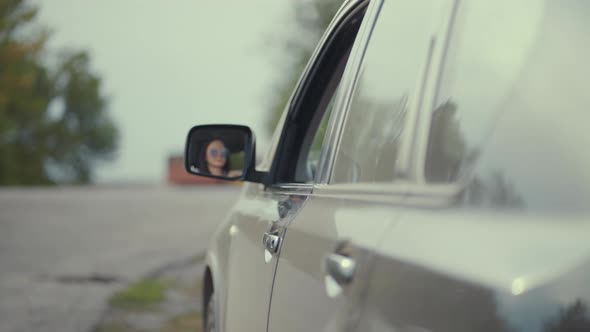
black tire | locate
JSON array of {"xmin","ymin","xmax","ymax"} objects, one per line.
[{"xmin": 205, "ymin": 291, "xmax": 216, "ymax": 332}]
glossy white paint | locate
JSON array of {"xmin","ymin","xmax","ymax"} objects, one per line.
[
  {"xmin": 376, "ymin": 212, "xmax": 590, "ymax": 292},
  {"xmin": 267, "ymin": 188, "xmax": 398, "ymax": 332}
]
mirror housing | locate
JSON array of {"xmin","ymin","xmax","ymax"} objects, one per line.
[{"xmin": 184, "ymin": 124, "xmax": 265, "ymax": 183}]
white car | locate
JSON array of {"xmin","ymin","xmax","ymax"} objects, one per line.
[{"xmin": 185, "ymin": 0, "xmax": 590, "ymax": 331}]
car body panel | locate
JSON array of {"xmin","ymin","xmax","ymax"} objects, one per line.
[
  {"xmin": 221, "ymin": 182, "xmax": 310, "ymax": 332},
  {"xmin": 267, "ymin": 185, "xmax": 401, "ymax": 332},
  {"xmin": 354, "ymin": 1, "xmax": 590, "ymax": 329},
  {"xmin": 358, "ymin": 211, "xmax": 590, "ymax": 332}
]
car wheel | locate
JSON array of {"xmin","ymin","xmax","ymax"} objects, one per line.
[{"xmin": 205, "ymin": 291, "xmax": 216, "ymax": 332}]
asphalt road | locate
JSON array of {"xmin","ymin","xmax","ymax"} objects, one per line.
[{"xmin": 0, "ymin": 185, "xmax": 241, "ymax": 332}]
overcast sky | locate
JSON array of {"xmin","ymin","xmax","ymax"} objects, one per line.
[{"xmin": 36, "ymin": 1, "xmax": 291, "ymax": 183}]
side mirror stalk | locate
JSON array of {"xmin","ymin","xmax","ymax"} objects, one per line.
[{"xmin": 245, "ymin": 170, "xmax": 268, "ymax": 185}]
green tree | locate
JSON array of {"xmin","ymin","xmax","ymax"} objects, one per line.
[
  {"xmin": 265, "ymin": 0, "xmax": 343, "ymax": 135},
  {"xmin": 0, "ymin": 0, "xmax": 118, "ymax": 185}
]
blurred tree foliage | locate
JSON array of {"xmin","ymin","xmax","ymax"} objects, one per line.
[
  {"xmin": 0, "ymin": 0, "xmax": 118, "ymax": 185},
  {"xmin": 265, "ymin": 0, "xmax": 343, "ymax": 135},
  {"xmin": 543, "ymin": 300, "xmax": 590, "ymax": 332}
]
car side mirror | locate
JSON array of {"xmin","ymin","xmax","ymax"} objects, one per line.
[{"xmin": 185, "ymin": 124, "xmax": 258, "ymax": 181}]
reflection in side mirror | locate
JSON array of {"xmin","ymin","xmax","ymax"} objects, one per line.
[{"xmin": 184, "ymin": 125, "xmax": 253, "ymax": 181}]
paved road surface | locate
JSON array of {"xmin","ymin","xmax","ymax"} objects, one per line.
[{"xmin": 0, "ymin": 185, "xmax": 241, "ymax": 332}]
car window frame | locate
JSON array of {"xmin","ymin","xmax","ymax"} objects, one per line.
[
  {"xmin": 265, "ymin": 0, "xmax": 370, "ymax": 191},
  {"xmin": 319, "ymin": 0, "xmax": 456, "ymax": 194},
  {"xmin": 313, "ymin": 0, "xmax": 381, "ymax": 186},
  {"xmin": 406, "ymin": 0, "xmax": 469, "ymax": 200}
]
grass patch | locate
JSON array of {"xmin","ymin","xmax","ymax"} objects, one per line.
[
  {"xmin": 171, "ymin": 278, "xmax": 202, "ymax": 299},
  {"xmin": 162, "ymin": 311, "xmax": 203, "ymax": 332},
  {"xmin": 96, "ymin": 313, "xmax": 203, "ymax": 332},
  {"xmin": 94, "ymin": 322, "xmax": 139, "ymax": 332},
  {"xmin": 110, "ymin": 279, "xmax": 167, "ymax": 309}
]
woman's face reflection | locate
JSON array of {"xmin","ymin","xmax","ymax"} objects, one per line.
[{"xmin": 206, "ymin": 139, "xmax": 228, "ymax": 169}]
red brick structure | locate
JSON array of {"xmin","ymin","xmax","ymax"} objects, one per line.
[{"xmin": 167, "ymin": 156, "xmax": 222, "ymax": 185}]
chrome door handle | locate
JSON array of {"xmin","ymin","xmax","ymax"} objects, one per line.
[
  {"xmin": 324, "ymin": 253, "xmax": 356, "ymax": 285},
  {"xmin": 262, "ymin": 232, "xmax": 281, "ymax": 254}
]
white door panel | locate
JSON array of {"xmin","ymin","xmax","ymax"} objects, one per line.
[
  {"xmin": 267, "ymin": 189, "xmax": 398, "ymax": 332},
  {"xmin": 223, "ymin": 191, "xmax": 277, "ymax": 332}
]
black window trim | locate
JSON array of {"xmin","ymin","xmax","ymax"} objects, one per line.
[{"xmin": 266, "ymin": 0, "xmax": 370, "ymax": 190}]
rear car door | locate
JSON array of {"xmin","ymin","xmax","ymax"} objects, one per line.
[
  {"xmin": 267, "ymin": 1, "xmax": 451, "ymax": 331},
  {"xmin": 357, "ymin": 1, "xmax": 590, "ymax": 331}
]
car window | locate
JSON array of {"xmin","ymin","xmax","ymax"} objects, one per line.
[
  {"xmin": 272, "ymin": 3, "xmax": 368, "ymax": 185},
  {"xmin": 331, "ymin": 1, "xmax": 446, "ymax": 184},
  {"xmin": 304, "ymin": 104, "xmax": 334, "ymax": 181},
  {"xmin": 424, "ymin": 1, "xmax": 545, "ymax": 183},
  {"xmin": 424, "ymin": 0, "xmax": 590, "ymax": 213},
  {"xmin": 292, "ymin": 42, "xmax": 354, "ymax": 184}
]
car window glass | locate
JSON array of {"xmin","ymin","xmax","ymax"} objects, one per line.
[
  {"xmin": 293, "ymin": 74, "xmax": 343, "ymax": 183},
  {"xmin": 425, "ymin": 0, "xmax": 590, "ymax": 213},
  {"xmin": 307, "ymin": 105, "xmax": 334, "ymax": 172},
  {"xmin": 425, "ymin": 0, "xmax": 545, "ymax": 183},
  {"xmin": 332, "ymin": 1, "xmax": 445, "ymax": 184},
  {"xmin": 291, "ymin": 21, "xmax": 360, "ymax": 183}
]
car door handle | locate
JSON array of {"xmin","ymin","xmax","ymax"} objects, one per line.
[
  {"xmin": 262, "ymin": 232, "xmax": 281, "ymax": 254},
  {"xmin": 324, "ymin": 253, "xmax": 356, "ymax": 285}
]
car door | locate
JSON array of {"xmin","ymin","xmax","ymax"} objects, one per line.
[
  {"xmin": 267, "ymin": 1, "xmax": 451, "ymax": 331},
  {"xmin": 355, "ymin": 1, "xmax": 590, "ymax": 331},
  {"xmin": 220, "ymin": 2, "xmax": 369, "ymax": 331}
]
